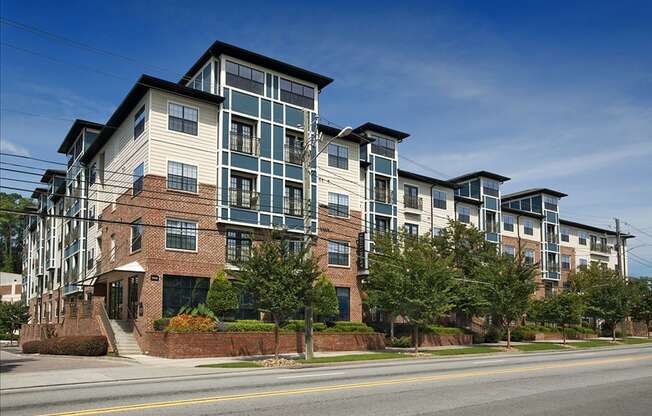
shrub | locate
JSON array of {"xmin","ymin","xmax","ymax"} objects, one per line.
[
  {"xmin": 206, "ymin": 272, "xmax": 239, "ymax": 318},
  {"xmin": 178, "ymin": 304, "xmax": 218, "ymax": 321},
  {"xmin": 224, "ymin": 320, "xmax": 276, "ymax": 332},
  {"xmin": 484, "ymin": 328, "xmax": 504, "ymax": 343},
  {"xmin": 387, "ymin": 336, "xmax": 412, "ymax": 348},
  {"xmin": 165, "ymin": 314, "xmax": 216, "ymax": 333},
  {"xmin": 508, "ymin": 328, "xmax": 536, "ymax": 342},
  {"xmin": 153, "ymin": 318, "xmax": 170, "ymax": 331},
  {"xmin": 283, "ymin": 320, "xmax": 327, "ymax": 332},
  {"xmin": 0, "ymin": 333, "xmax": 19, "ymax": 341},
  {"xmin": 422, "ymin": 325, "xmax": 464, "ymax": 336},
  {"xmin": 22, "ymin": 340, "xmax": 42, "ymax": 354},
  {"xmin": 38, "ymin": 336, "xmax": 108, "ymax": 356},
  {"xmin": 323, "ymin": 321, "xmax": 374, "ymax": 333}
]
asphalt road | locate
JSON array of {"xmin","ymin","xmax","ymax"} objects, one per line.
[{"xmin": 2, "ymin": 345, "xmax": 651, "ymax": 416}]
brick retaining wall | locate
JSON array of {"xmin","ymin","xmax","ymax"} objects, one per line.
[{"xmin": 418, "ymin": 334, "xmax": 473, "ymax": 347}]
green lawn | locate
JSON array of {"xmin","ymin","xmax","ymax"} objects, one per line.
[
  {"xmin": 198, "ymin": 361, "xmax": 262, "ymax": 368},
  {"xmin": 620, "ymin": 338, "xmax": 652, "ymax": 345},
  {"xmin": 569, "ymin": 340, "xmax": 616, "ymax": 349},
  {"xmin": 298, "ymin": 352, "xmax": 408, "ymax": 364},
  {"xmin": 432, "ymin": 346, "xmax": 503, "ymax": 356},
  {"xmin": 512, "ymin": 343, "xmax": 569, "ymax": 352}
]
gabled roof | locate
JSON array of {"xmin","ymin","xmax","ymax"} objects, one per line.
[
  {"xmin": 40, "ymin": 169, "xmax": 66, "ymax": 184},
  {"xmin": 353, "ymin": 122, "xmax": 410, "ymax": 141},
  {"xmin": 398, "ymin": 169, "xmax": 457, "ymax": 189},
  {"xmin": 449, "ymin": 170, "xmax": 511, "ymax": 183},
  {"xmin": 318, "ymin": 123, "xmax": 370, "ymax": 144},
  {"xmin": 180, "ymin": 40, "xmax": 333, "ymax": 90},
  {"xmin": 81, "ymin": 74, "xmax": 224, "ymax": 164},
  {"xmin": 502, "ymin": 188, "xmax": 568, "ymax": 201},
  {"xmin": 57, "ymin": 119, "xmax": 104, "ymax": 154},
  {"xmin": 559, "ymin": 219, "xmax": 635, "ymax": 239},
  {"xmin": 501, "ymin": 206, "xmax": 545, "ymax": 219}
]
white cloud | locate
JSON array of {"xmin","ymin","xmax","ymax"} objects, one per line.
[{"xmin": 0, "ymin": 138, "xmax": 31, "ymax": 156}]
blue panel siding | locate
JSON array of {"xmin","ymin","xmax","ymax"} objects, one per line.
[
  {"xmin": 260, "ymin": 122, "xmax": 271, "ymax": 158},
  {"xmin": 311, "ymin": 184, "xmax": 317, "ymax": 216},
  {"xmin": 393, "ymin": 160, "xmax": 397, "ymax": 176},
  {"xmin": 285, "ymin": 164, "xmax": 302, "ymax": 180},
  {"xmin": 285, "ymin": 106, "xmax": 303, "ymax": 128},
  {"xmin": 231, "ymin": 91, "xmax": 259, "ymax": 117},
  {"xmin": 261, "ymin": 99, "xmax": 271, "ymax": 121},
  {"xmin": 231, "ymin": 208, "xmax": 258, "ymax": 224},
  {"xmin": 221, "ymin": 208, "xmax": 228, "ymax": 219},
  {"xmin": 221, "ymin": 151, "xmax": 229, "ymax": 165},
  {"xmin": 273, "ymin": 216, "xmax": 283, "ymax": 226},
  {"xmin": 273, "ymin": 103, "xmax": 283, "ymax": 124},
  {"xmin": 231, "ymin": 153, "xmax": 258, "ymax": 171},
  {"xmin": 222, "ymin": 112, "xmax": 230, "ymax": 149},
  {"xmin": 375, "ymin": 156, "xmax": 392, "ymax": 175},
  {"xmin": 392, "ymin": 177, "xmax": 397, "ymax": 203},
  {"xmin": 260, "ymin": 175, "xmax": 271, "ymax": 212},
  {"xmin": 376, "ymin": 202, "xmax": 393, "ymax": 215},
  {"xmin": 286, "ymin": 217, "xmax": 304, "ymax": 232},
  {"xmin": 260, "ymin": 160, "xmax": 271, "ymax": 174},
  {"xmin": 265, "ymin": 74, "xmax": 272, "ymax": 98},
  {"xmin": 223, "ymin": 88, "xmax": 230, "ymax": 110},
  {"xmin": 547, "ymin": 243, "xmax": 560, "ymax": 252},
  {"xmin": 221, "ymin": 168, "xmax": 229, "ymax": 204},
  {"xmin": 273, "ymin": 125, "xmax": 284, "ymax": 161},
  {"xmin": 273, "ymin": 178, "xmax": 284, "ymax": 214},
  {"xmin": 273, "ymin": 162, "xmax": 283, "ymax": 176},
  {"xmin": 260, "ymin": 214, "xmax": 271, "ymax": 226}
]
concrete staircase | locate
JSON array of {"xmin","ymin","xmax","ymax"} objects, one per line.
[{"xmin": 109, "ymin": 320, "xmax": 141, "ymax": 355}]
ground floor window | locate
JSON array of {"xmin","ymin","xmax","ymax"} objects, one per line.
[
  {"xmin": 162, "ymin": 275, "xmax": 209, "ymax": 317},
  {"xmin": 235, "ymin": 291, "xmax": 257, "ymax": 320},
  {"xmin": 336, "ymin": 287, "xmax": 350, "ymax": 321}
]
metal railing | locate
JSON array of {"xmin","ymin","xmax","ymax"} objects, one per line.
[
  {"xmin": 374, "ymin": 189, "xmax": 391, "ymax": 204},
  {"xmin": 229, "ymin": 188, "xmax": 260, "ymax": 210},
  {"xmin": 546, "ymin": 234, "xmax": 560, "ymax": 244},
  {"xmin": 404, "ymin": 195, "xmax": 423, "ymax": 210},
  {"xmin": 590, "ymin": 243, "xmax": 611, "ymax": 253},
  {"xmin": 229, "ymin": 134, "xmax": 260, "ymax": 156},
  {"xmin": 284, "ymin": 196, "xmax": 304, "ymax": 217},
  {"xmin": 284, "ymin": 143, "xmax": 304, "ymax": 165}
]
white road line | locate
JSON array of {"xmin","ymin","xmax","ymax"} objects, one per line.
[
  {"xmin": 472, "ymin": 359, "xmax": 507, "ymax": 364},
  {"xmin": 277, "ymin": 372, "xmax": 345, "ymax": 380}
]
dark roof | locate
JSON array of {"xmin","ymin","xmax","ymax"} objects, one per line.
[
  {"xmin": 501, "ymin": 206, "xmax": 544, "ymax": 219},
  {"xmin": 454, "ymin": 195, "xmax": 483, "ymax": 206},
  {"xmin": 81, "ymin": 75, "xmax": 224, "ymax": 164},
  {"xmin": 502, "ymin": 188, "xmax": 568, "ymax": 201},
  {"xmin": 57, "ymin": 119, "xmax": 105, "ymax": 154},
  {"xmin": 180, "ymin": 40, "xmax": 333, "ymax": 90},
  {"xmin": 318, "ymin": 123, "xmax": 371, "ymax": 144},
  {"xmin": 559, "ymin": 219, "xmax": 635, "ymax": 239},
  {"xmin": 31, "ymin": 188, "xmax": 47, "ymax": 199},
  {"xmin": 398, "ymin": 169, "xmax": 457, "ymax": 189},
  {"xmin": 40, "ymin": 169, "xmax": 66, "ymax": 184},
  {"xmin": 353, "ymin": 122, "xmax": 410, "ymax": 141},
  {"xmin": 449, "ymin": 170, "xmax": 511, "ymax": 183}
]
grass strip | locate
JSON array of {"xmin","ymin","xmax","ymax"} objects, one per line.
[
  {"xmin": 298, "ymin": 352, "xmax": 408, "ymax": 364},
  {"xmin": 198, "ymin": 361, "xmax": 262, "ymax": 368},
  {"xmin": 512, "ymin": 343, "xmax": 569, "ymax": 352},
  {"xmin": 620, "ymin": 338, "xmax": 652, "ymax": 345},
  {"xmin": 432, "ymin": 346, "xmax": 503, "ymax": 356},
  {"xmin": 569, "ymin": 340, "xmax": 616, "ymax": 349}
]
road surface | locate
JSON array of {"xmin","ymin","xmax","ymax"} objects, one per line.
[{"xmin": 2, "ymin": 345, "xmax": 651, "ymax": 416}]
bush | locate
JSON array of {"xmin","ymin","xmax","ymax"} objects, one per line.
[
  {"xmin": 165, "ymin": 314, "xmax": 216, "ymax": 333},
  {"xmin": 0, "ymin": 333, "xmax": 19, "ymax": 341},
  {"xmin": 224, "ymin": 320, "xmax": 276, "ymax": 332},
  {"xmin": 38, "ymin": 336, "xmax": 108, "ymax": 356},
  {"xmin": 22, "ymin": 340, "xmax": 42, "ymax": 354},
  {"xmin": 323, "ymin": 321, "xmax": 374, "ymax": 333},
  {"xmin": 508, "ymin": 328, "xmax": 536, "ymax": 342},
  {"xmin": 283, "ymin": 320, "xmax": 327, "ymax": 332},
  {"xmin": 387, "ymin": 336, "xmax": 412, "ymax": 348},
  {"xmin": 422, "ymin": 325, "xmax": 464, "ymax": 336},
  {"xmin": 206, "ymin": 272, "xmax": 239, "ymax": 318},
  {"xmin": 153, "ymin": 318, "xmax": 170, "ymax": 331},
  {"xmin": 484, "ymin": 328, "xmax": 504, "ymax": 343}
]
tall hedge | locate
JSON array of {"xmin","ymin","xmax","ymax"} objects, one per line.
[{"xmin": 206, "ymin": 271, "xmax": 239, "ymax": 318}]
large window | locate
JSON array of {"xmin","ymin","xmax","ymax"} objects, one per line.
[
  {"xmin": 374, "ymin": 176, "xmax": 390, "ymax": 203},
  {"xmin": 328, "ymin": 144, "xmax": 348, "ymax": 169},
  {"xmin": 226, "ymin": 230, "xmax": 251, "ymax": 263},
  {"xmin": 433, "ymin": 190, "xmax": 447, "ymax": 210},
  {"xmin": 375, "ymin": 216, "xmax": 390, "ymax": 234},
  {"xmin": 134, "ymin": 105, "xmax": 145, "ymax": 139},
  {"xmin": 371, "ymin": 136, "xmax": 395, "ymax": 158},
  {"xmin": 562, "ymin": 255, "xmax": 571, "ymax": 271},
  {"xmin": 503, "ymin": 245, "xmax": 515, "ymax": 257},
  {"xmin": 336, "ymin": 287, "xmax": 350, "ymax": 321},
  {"xmin": 328, "ymin": 240, "xmax": 349, "ymax": 266},
  {"xmin": 524, "ymin": 249, "xmax": 535, "ymax": 265},
  {"xmin": 131, "ymin": 218, "xmax": 143, "ymax": 252},
  {"xmin": 285, "ymin": 133, "xmax": 303, "ymax": 165},
  {"xmin": 230, "ymin": 120, "xmax": 258, "ymax": 155},
  {"xmin": 280, "ymin": 78, "xmax": 314, "ymax": 109},
  {"xmin": 284, "ymin": 184, "xmax": 303, "ymax": 217},
  {"xmin": 165, "ymin": 219, "xmax": 197, "ymax": 251},
  {"xmin": 328, "ymin": 192, "xmax": 349, "ymax": 217},
  {"xmin": 405, "ymin": 223, "xmax": 419, "ymax": 237},
  {"xmin": 230, "ymin": 175, "xmax": 257, "ymax": 210},
  {"xmin": 167, "ymin": 161, "xmax": 197, "ymax": 193},
  {"xmin": 225, "ymin": 61, "xmax": 264, "ymax": 95},
  {"xmin": 162, "ymin": 276, "xmax": 209, "ymax": 317},
  {"xmin": 483, "ymin": 179, "xmax": 500, "ymax": 197},
  {"xmin": 524, "ymin": 219, "xmax": 534, "ymax": 235},
  {"xmin": 503, "ymin": 215, "xmax": 514, "ymax": 232},
  {"xmin": 458, "ymin": 207, "xmax": 471, "ymax": 224},
  {"xmin": 168, "ymin": 103, "xmax": 198, "ymax": 135},
  {"xmin": 404, "ymin": 185, "xmax": 420, "ymax": 209},
  {"xmin": 190, "ymin": 64, "xmax": 212, "ymax": 93},
  {"xmin": 561, "ymin": 228, "xmax": 570, "ymax": 242},
  {"xmin": 132, "ymin": 163, "xmax": 144, "ymax": 196},
  {"xmin": 578, "ymin": 231, "xmax": 588, "ymax": 246}
]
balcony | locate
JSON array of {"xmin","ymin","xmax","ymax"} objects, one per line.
[
  {"xmin": 403, "ymin": 195, "xmax": 423, "ymax": 211},
  {"xmin": 374, "ymin": 189, "xmax": 391, "ymax": 204},
  {"xmin": 229, "ymin": 188, "xmax": 260, "ymax": 210},
  {"xmin": 548, "ymin": 263, "xmax": 561, "ymax": 273},
  {"xmin": 284, "ymin": 196, "xmax": 304, "ymax": 217},
  {"xmin": 284, "ymin": 143, "xmax": 304, "ymax": 165},
  {"xmin": 230, "ymin": 134, "xmax": 260, "ymax": 156},
  {"xmin": 590, "ymin": 243, "xmax": 611, "ymax": 254},
  {"xmin": 546, "ymin": 234, "xmax": 559, "ymax": 244}
]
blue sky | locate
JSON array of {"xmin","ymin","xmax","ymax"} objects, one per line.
[{"xmin": 1, "ymin": 1, "xmax": 651, "ymax": 275}]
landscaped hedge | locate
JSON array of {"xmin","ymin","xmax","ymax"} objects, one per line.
[
  {"xmin": 223, "ymin": 320, "xmax": 276, "ymax": 332},
  {"xmin": 387, "ymin": 336, "xmax": 412, "ymax": 348},
  {"xmin": 22, "ymin": 340, "xmax": 42, "ymax": 354},
  {"xmin": 165, "ymin": 314, "xmax": 215, "ymax": 333},
  {"xmin": 422, "ymin": 325, "xmax": 464, "ymax": 336},
  {"xmin": 322, "ymin": 321, "xmax": 374, "ymax": 333},
  {"xmin": 34, "ymin": 336, "xmax": 108, "ymax": 356},
  {"xmin": 282, "ymin": 320, "xmax": 327, "ymax": 332},
  {"xmin": 153, "ymin": 318, "xmax": 170, "ymax": 331},
  {"xmin": 1, "ymin": 333, "xmax": 19, "ymax": 341}
]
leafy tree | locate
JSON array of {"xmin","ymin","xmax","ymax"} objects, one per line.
[
  {"xmin": 0, "ymin": 302, "xmax": 30, "ymax": 342},
  {"xmin": 542, "ymin": 291, "xmax": 584, "ymax": 344},
  {"xmin": 311, "ymin": 275, "xmax": 339, "ymax": 318},
  {"xmin": 232, "ymin": 233, "xmax": 321, "ymax": 358},
  {"xmin": 629, "ymin": 279, "xmax": 652, "ymax": 339},
  {"xmin": 205, "ymin": 270, "xmax": 239, "ymax": 319},
  {"xmin": 0, "ymin": 192, "xmax": 34, "ymax": 273},
  {"xmin": 366, "ymin": 231, "xmax": 459, "ymax": 353},
  {"xmin": 527, "ymin": 298, "xmax": 547, "ymax": 325},
  {"xmin": 484, "ymin": 252, "xmax": 537, "ymax": 349}
]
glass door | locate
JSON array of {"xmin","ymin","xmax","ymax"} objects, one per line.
[
  {"xmin": 108, "ymin": 280, "xmax": 123, "ymax": 320},
  {"xmin": 127, "ymin": 276, "xmax": 139, "ymax": 319}
]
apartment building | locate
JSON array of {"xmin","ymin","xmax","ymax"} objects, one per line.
[{"xmin": 21, "ymin": 40, "xmax": 633, "ymax": 332}]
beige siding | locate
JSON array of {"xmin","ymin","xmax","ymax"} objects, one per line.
[
  {"xmin": 560, "ymin": 225, "xmax": 619, "ymax": 269},
  {"xmin": 456, "ymin": 203, "xmax": 480, "ymax": 228},
  {"xmin": 397, "ymin": 176, "xmax": 432, "ymax": 235},
  {"xmin": 432, "ymin": 185, "xmax": 456, "ymax": 231},
  {"xmin": 502, "ymin": 212, "xmax": 541, "ymax": 243},
  {"xmin": 316, "ymin": 137, "xmax": 362, "ymax": 214}
]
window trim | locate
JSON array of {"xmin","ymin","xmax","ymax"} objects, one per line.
[
  {"xmin": 458, "ymin": 206, "xmax": 471, "ymax": 224},
  {"xmin": 134, "ymin": 105, "xmax": 146, "ymax": 139},
  {"xmin": 226, "ymin": 229, "xmax": 252, "ymax": 264},
  {"xmin": 432, "ymin": 189, "xmax": 447, "ymax": 210},
  {"xmin": 524, "ymin": 219, "xmax": 534, "ymax": 236},
  {"xmin": 166, "ymin": 160, "xmax": 199, "ymax": 194},
  {"xmin": 327, "ymin": 143, "xmax": 349, "ymax": 170},
  {"xmin": 503, "ymin": 215, "xmax": 514, "ymax": 232},
  {"xmin": 167, "ymin": 100, "xmax": 199, "ymax": 137},
  {"xmin": 327, "ymin": 240, "xmax": 350, "ymax": 268},
  {"xmin": 327, "ymin": 192, "xmax": 350, "ymax": 218},
  {"xmin": 130, "ymin": 218, "xmax": 143, "ymax": 254},
  {"xmin": 132, "ymin": 163, "xmax": 144, "ymax": 196},
  {"xmin": 404, "ymin": 223, "xmax": 419, "ymax": 237},
  {"xmin": 165, "ymin": 218, "xmax": 198, "ymax": 253}
]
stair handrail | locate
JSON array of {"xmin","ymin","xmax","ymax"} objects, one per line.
[{"xmin": 96, "ymin": 301, "xmax": 119, "ymax": 354}]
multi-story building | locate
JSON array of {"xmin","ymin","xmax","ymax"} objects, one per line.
[{"xmin": 20, "ymin": 40, "xmax": 633, "ymax": 337}]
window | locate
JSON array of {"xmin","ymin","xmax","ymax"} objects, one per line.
[
  {"xmin": 328, "ymin": 144, "xmax": 348, "ymax": 169},
  {"xmin": 524, "ymin": 249, "xmax": 535, "ymax": 265},
  {"xmin": 336, "ymin": 287, "xmax": 350, "ymax": 321},
  {"xmin": 280, "ymin": 78, "xmax": 314, "ymax": 109},
  {"xmin": 375, "ymin": 216, "xmax": 390, "ymax": 234},
  {"xmin": 483, "ymin": 179, "xmax": 500, "ymax": 197},
  {"xmin": 371, "ymin": 136, "xmax": 395, "ymax": 158},
  {"xmin": 404, "ymin": 185, "xmax": 420, "ymax": 209},
  {"xmin": 458, "ymin": 207, "xmax": 471, "ymax": 224},
  {"xmin": 86, "ymin": 248, "xmax": 94, "ymax": 270},
  {"xmin": 230, "ymin": 175, "xmax": 257, "ymax": 209},
  {"xmin": 284, "ymin": 185, "xmax": 303, "ymax": 217},
  {"xmin": 285, "ymin": 133, "xmax": 303, "ymax": 165},
  {"xmin": 134, "ymin": 105, "xmax": 145, "ymax": 138},
  {"xmin": 503, "ymin": 245, "xmax": 515, "ymax": 257},
  {"xmin": 110, "ymin": 234, "xmax": 116, "ymax": 262},
  {"xmin": 544, "ymin": 196, "xmax": 558, "ymax": 211},
  {"xmin": 433, "ymin": 190, "xmax": 447, "ymax": 210},
  {"xmin": 286, "ymin": 239, "xmax": 303, "ymax": 255},
  {"xmin": 328, "ymin": 240, "xmax": 349, "ymax": 266},
  {"xmin": 524, "ymin": 219, "xmax": 534, "ymax": 235},
  {"xmin": 89, "ymin": 162, "xmax": 97, "ymax": 185},
  {"xmin": 578, "ymin": 231, "xmax": 588, "ymax": 245},
  {"xmin": 230, "ymin": 120, "xmax": 258, "ymax": 155},
  {"xmin": 521, "ymin": 198, "xmax": 531, "ymax": 212},
  {"xmin": 432, "ymin": 227, "xmax": 442, "ymax": 236},
  {"xmin": 374, "ymin": 176, "xmax": 390, "ymax": 203},
  {"xmin": 190, "ymin": 64, "xmax": 212, "ymax": 93},
  {"xmin": 328, "ymin": 192, "xmax": 349, "ymax": 217},
  {"xmin": 226, "ymin": 230, "xmax": 251, "ymax": 263},
  {"xmin": 165, "ymin": 219, "xmax": 197, "ymax": 251},
  {"xmin": 486, "ymin": 211, "xmax": 498, "ymax": 234},
  {"xmin": 130, "ymin": 219, "xmax": 143, "ymax": 252},
  {"xmin": 132, "ymin": 163, "xmax": 144, "ymax": 195},
  {"xmin": 168, "ymin": 103, "xmax": 198, "ymax": 135},
  {"xmin": 162, "ymin": 276, "xmax": 209, "ymax": 317},
  {"xmin": 225, "ymin": 61, "xmax": 264, "ymax": 95},
  {"xmin": 405, "ymin": 223, "xmax": 419, "ymax": 237},
  {"xmin": 167, "ymin": 161, "xmax": 197, "ymax": 193},
  {"xmin": 503, "ymin": 215, "xmax": 514, "ymax": 232},
  {"xmin": 561, "ymin": 228, "xmax": 569, "ymax": 242},
  {"xmin": 579, "ymin": 258, "xmax": 588, "ymax": 267},
  {"xmin": 562, "ymin": 255, "xmax": 571, "ymax": 271}
]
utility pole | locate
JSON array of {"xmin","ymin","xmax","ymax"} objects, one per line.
[
  {"xmin": 615, "ymin": 217, "xmax": 623, "ymax": 279},
  {"xmin": 302, "ymin": 110, "xmax": 315, "ymax": 360}
]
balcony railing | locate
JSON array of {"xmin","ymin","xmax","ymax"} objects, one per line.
[
  {"xmin": 230, "ymin": 134, "xmax": 260, "ymax": 156},
  {"xmin": 590, "ymin": 243, "xmax": 611, "ymax": 254},
  {"xmin": 548, "ymin": 263, "xmax": 560, "ymax": 273},
  {"xmin": 404, "ymin": 195, "xmax": 423, "ymax": 210},
  {"xmin": 546, "ymin": 234, "xmax": 559, "ymax": 244},
  {"xmin": 229, "ymin": 188, "xmax": 260, "ymax": 210},
  {"xmin": 284, "ymin": 144, "xmax": 304, "ymax": 165},
  {"xmin": 374, "ymin": 190, "xmax": 391, "ymax": 204},
  {"xmin": 284, "ymin": 196, "xmax": 304, "ymax": 217}
]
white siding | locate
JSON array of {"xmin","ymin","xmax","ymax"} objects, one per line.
[{"xmin": 316, "ymin": 137, "xmax": 362, "ymax": 214}]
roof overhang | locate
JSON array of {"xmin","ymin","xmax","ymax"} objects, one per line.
[
  {"xmin": 57, "ymin": 119, "xmax": 105, "ymax": 154},
  {"xmin": 559, "ymin": 219, "xmax": 634, "ymax": 238},
  {"xmin": 449, "ymin": 171, "xmax": 511, "ymax": 183},
  {"xmin": 503, "ymin": 188, "xmax": 568, "ymax": 201},
  {"xmin": 398, "ymin": 169, "xmax": 457, "ymax": 189},
  {"xmin": 353, "ymin": 122, "xmax": 410, "ymax": 141},
  {"xmin": 40, "ymin": 169, "xmax": 66, "ymax": 184},
  {"xmin": 501, "ymin": 206, "xmax": 545, "ymax": 219},
  {"xmin": 454, "ymin": 195, "xmax": 483, "ymax": 206},
  {"xmin": 318, "ymin": 123, "xmax": 371, "ymax": 144}
]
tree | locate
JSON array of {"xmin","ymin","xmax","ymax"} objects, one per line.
[
  {"xmin": 232, "ymin": 234, "xmax": 321, "ymax": 358},
  {"xmin": 311, "ymin": 275, "xmax": 339, "ymax": 318},
  {"xmin": 484, "ymin": 252, "xmax": 537, "ymax": 349},
  {"xmin": 0, "ymin": 302, "xmax": 30, "ymax": 343},
  {"xmin": 366, "ymin": 231, "xmax": 458, "ymax": 353},
  {"xmin": 0, "ymin": 192, "xmax": 34, "ymax": 273},
  {"xmin": 629, "ymin": 279, "xmax": 652, "ymax": 339},
  {"xmin": 205, "ymin": 270, "xmax": 239, "ymax": 319},
  {"xmin": 542, "ymin": 291, "xmax": 584, "ymax": 344}
]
